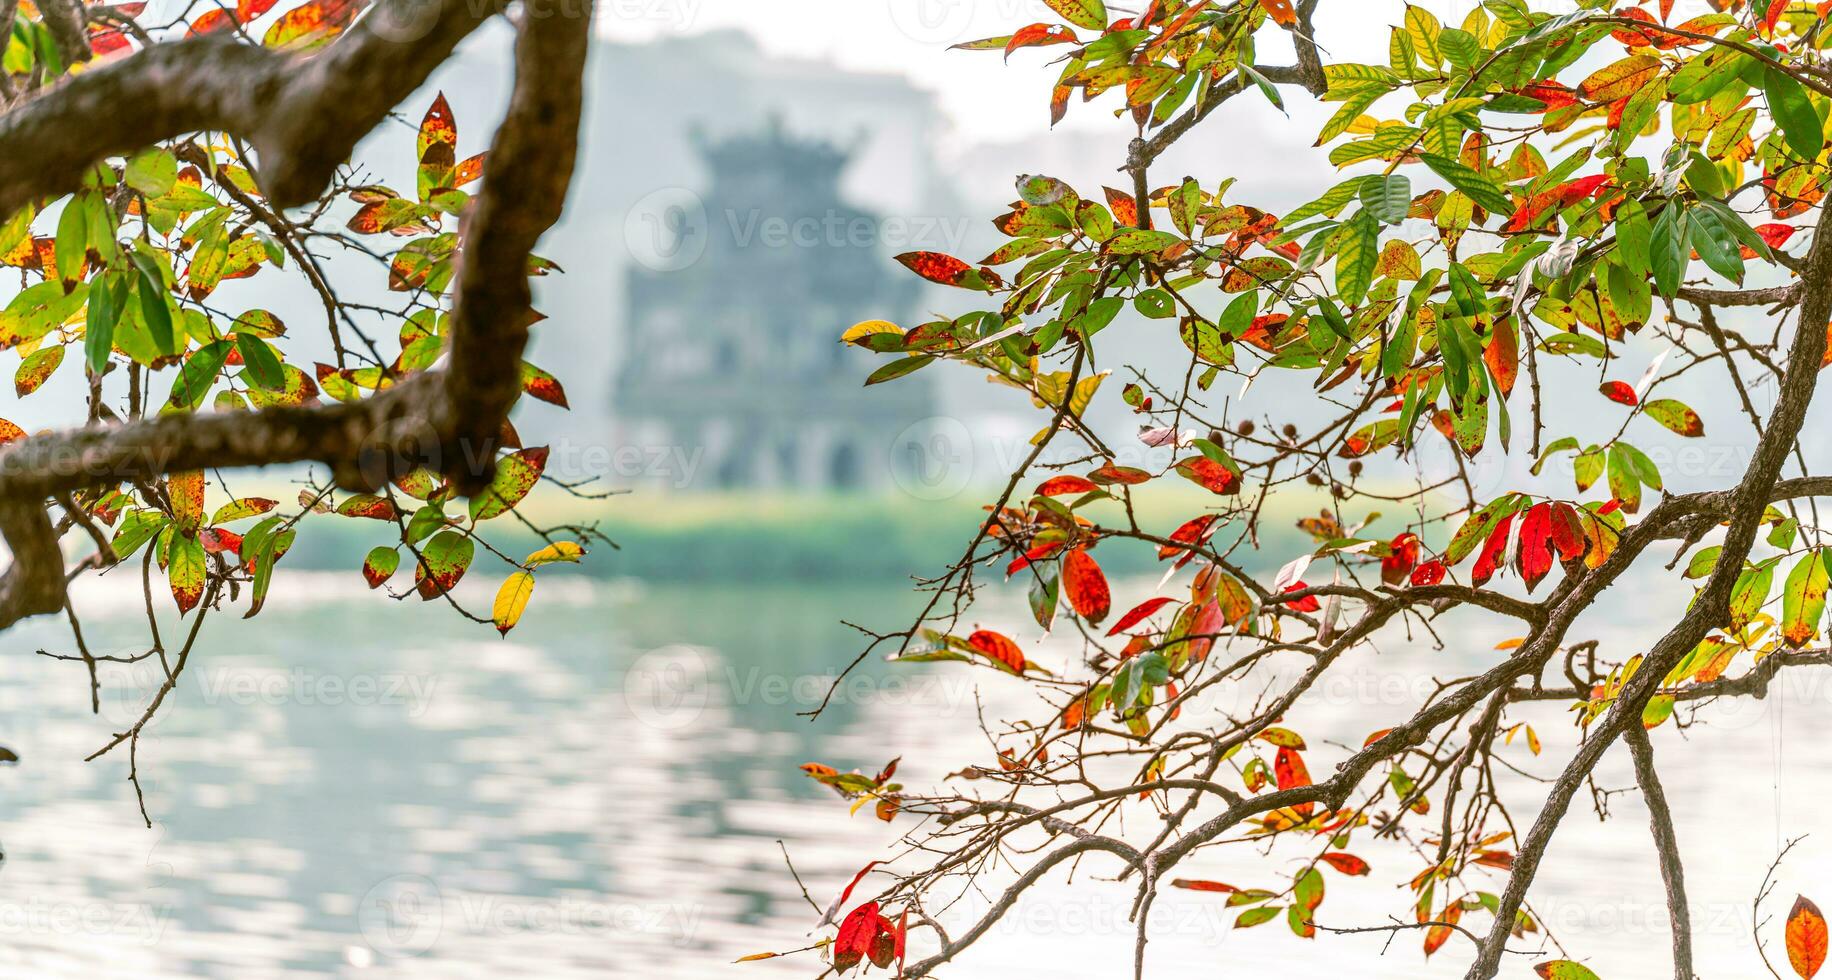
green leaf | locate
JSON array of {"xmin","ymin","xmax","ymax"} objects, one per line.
[
  {"xmin": 414, "ymin": 530, "xmax": 475, "ymax": 600},
  {"xmin": 1419, "ymin": 153, "xmax": 1515, "ymax": 216},
  {"xmin": 1650, "ymin": 204, "xmax": 1688, "ymax": 301},
  {"xmin": 1042, "ymin": 0, "xmax": 1105, "ymax": 29},
  {"xmin": 85, "ymin": 272, "xmax": 122, "ymax": 373},
  {"xmin": 1641, "ymin": 398, "xmax": 1704, "ymax": 437},
  {"xmin": 124, "ymin": 148, "xmax": 178, "ymax": 197},
  {"xmin": 470, "ymin": 446, "xmax": 549, "ymax": 522},
  {"xmin": 1105, "ymin": 229, "xmax": 1183, "ymax": 255},
  {"xmin": 1684, "ymin": 546, "xmax": 1720, "ymax": 580},
  {"xmin": 53, "ymin": 194, "xmax": 88, "ymax": 287},
  {"xmin": 1361, "ymin": 174, "xmax": 1411, "ymax": 225},
  {"xmin": 1234, "ymin": 905, "xmax": 1283, "ymax": 929},
  {"xmin": 235, "ymin": 332, "xmax": 285, "ymax": 390},
  {"xmin": 164, "ymin": 339, "xmax": 231, "ymax": 412},
  {"xmin": 132, "ymin": 258, "xmax": 174, "ymax": 357},
  {"xmin": 168, "ymin": 532, "xmax": 207, "ymax": 615},
  {"xmin": 1781, "ymin": 550, "xmax": 1829, "ymax": 647},
  {"xmin": 1729, "ymin": 562, "xmax": 1776, "ymax": 631},
  {"xmin": 1614, "ymin": 198, "xmax": 1651, "ymax": 276},
  {"xmin": 1335, "ymin": 212, "xmax": 1379, "ymax": 305},
  {"xmin": 1606, "ymin": 444, "xmax": 1642, "ymax": 512},
  {"xmin": 1765, "ymin": 65, "xmax": 1825, "ymax": 163},
  {"xmin": 1688, "ymin": 205, "xmax": 1744, "ymax": 283},
  {"xmin": 1533, "ymin": 960, "xmax": 1602, "ymax": 980},
  {"xmin": 362, "ymin": 546, "xmax": 400, "ymax": 589},
  {"xmin": 865, "ymin": 355, "xmax": 934, "ymax": 386},
  {"xmin": 111, "ymin": 510, "xmax": 168, "ymax": 560}
]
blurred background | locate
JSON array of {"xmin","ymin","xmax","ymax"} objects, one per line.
[{"xmin": 2, "ymin": 1, "xmax": 1831, "ymax": 977}]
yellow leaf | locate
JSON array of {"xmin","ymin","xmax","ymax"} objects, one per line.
[
  {"xmin": 168, "ymin": 470, "xmax": 205, "ymax": 533},
  {"xmin": 840, "ymin": 319, "xmax": 900, "ymax": 345},
  {"xmin": 492, "ymin": 572, "xmax": 534, "ymax": 635},
  {"xmin": 524, "ymin": 541, "xmax": 585, "ymax": 567}
]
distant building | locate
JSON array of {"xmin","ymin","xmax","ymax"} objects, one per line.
[{"xmin": 613, "ymin": 119, "xmax": 936, "ymax": 491}]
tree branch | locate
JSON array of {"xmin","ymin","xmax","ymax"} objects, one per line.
[
  {"xmin": 0, "ymin": 0, "xmax": 594, "ymax": 627},
  {"xmin": 1625, "ymin": 725, "xmax": 1694, "ymax": 980}
]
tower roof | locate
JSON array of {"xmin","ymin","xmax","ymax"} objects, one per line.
[{"xmin": 689, "ymin": 114, "xmax": 859, "ymax": 190}]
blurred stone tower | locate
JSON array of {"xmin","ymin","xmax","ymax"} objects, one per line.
[{"xmin": 614, "ymin": 117, "xmax": 935, "ymax": 492}]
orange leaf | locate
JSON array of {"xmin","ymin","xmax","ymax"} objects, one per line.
[
  {"xmin": 1788, "ymin": 896, "xmax": 1828, "ymax": 979},
  {"xmin": 1258, "ymin": 0, "xmax": 1297, "ymax": 26},
  {"xmin": 967, "ymin": 630, "xmax": 1026, "ymax": 674},
  {"xmin": 1036, "ymin": 475, "xmax": 1099, "ymax": 496},
  {"xmin": 1104, "ymin": 186, "xmax": 1139, "ymax": 228}
]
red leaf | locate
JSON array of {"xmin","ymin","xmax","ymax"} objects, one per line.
[
  {"xmin": 1515, "ymin": 81, "xmax": 1579, "ymax": 111},
  {"xmin": 1555, "ymin": 174, "xmax": 1613, "ymax": 206},
  {"xmin": 1410, "ymin": 560, "xmax": 1447, "ymax": 587},
  {"xmin": 188, "ymin": 8, "xmax": 235, "ymax": 34},
  {"xmin": 1170, "ymin": 879, "xmax": 1239, "ymax": 893},
  {"xmin": 1007, "ymin": 540, "xmax": 1066, "ymax": 576},
  {"xmin": 1766, "ymin": 0, "xmax": 1789, "ymax": 35},
  {"xmin": 1176, "ymin": 456, "xmax": 1240, "ymax": 495},
  {"xmin": 1472, "ymin": 513, "xmax": 1516, "ymax": 587},
  {"xmin": 200, "ymin": 528, "xmax": 242, "ymax": 555},
  {"xmin": 1036, "ymin": 475, "xmax": 1099, "ymax": 496},
  {"xmin": 1274, "ymin": 746, "xmax": 1311, "ymax": 791},
  {"xmin": 1381, "ymin": 533, "xmax": 1419, "ymax": 587},
  {"xmin": 1319, "ymin": 852, "xmax": 1370, "ymax": 876},
  {"xmin": 1090, "ymin": 463, "xmax": 1152, "ymax": 485},
  {"xmin": 895, "ymin": 251, "xmax": 996, "ymax": 290},
  {"xmin": 1515, "ymin": 502, "xmax": 1555, "ymax": 593},
  {"xmin": 1158, "ymin": 515, "xmax": 1219, "ymax": 560},
  {"xmin": 1599, "ymin": 380, "xmax": 1639, "ymax": 405},
  {"xmin": 967, "ymin": 630, "xmax": 1026, "ymax": 673},
  {"xmin": 1277, "ymin": 583, "xmax": 1321, "ymax": 613},
  {"xmin": 1275, "ymin": 746, "xmax": 1313, "ymax": 817},
  {"xmin": 1108, "ymin": 596, "xmax": 1175, "ymax": 636},
  {"xmin": 834, "ymin": 903, "xmax": 881, "ymax": 973},
  {"xmin": 1062, "ymin": 547, "xmax": 1112, "ymax": 625},
  {"xmin": 1757, "ymin": 223, "xmax": 1799, "ymax": 251},
  {"xmin": 1549, "ymin": 502, "xmax": 1588, "ymax": 561}
]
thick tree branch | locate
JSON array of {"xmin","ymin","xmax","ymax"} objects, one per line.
[
  {"xmin": 0, "ymin": 0, "xmax": 593, "ymax": 627},
  {"xmin": 0, "ymin": 0, "xmax": 500, "ymax": 218}
]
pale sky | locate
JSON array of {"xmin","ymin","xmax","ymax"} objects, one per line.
[{"xmin": 592, "ymin": 0, "xmax": 1481, "ymax": 147}]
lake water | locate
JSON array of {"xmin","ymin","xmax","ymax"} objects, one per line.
[{"xmin": 0, "ymin": 567, "xmax": 1828, "ymax": 978}]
